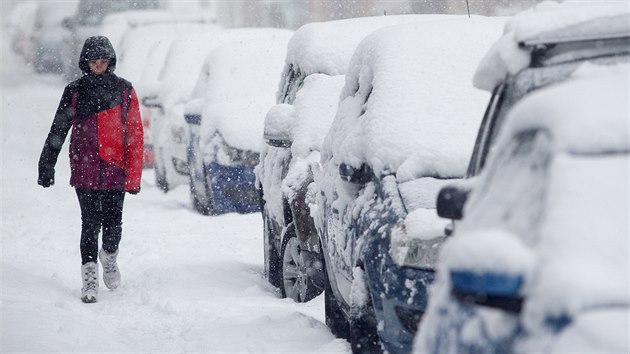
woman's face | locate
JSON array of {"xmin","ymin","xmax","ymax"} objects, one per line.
[{"xmin": 88, "ymin": 58, "xmax": 109, "ymax": 75}]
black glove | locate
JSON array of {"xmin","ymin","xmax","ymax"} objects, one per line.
[
  {"xmin": 127, "ymin": 186, "xmax": 140, "ymax": 195},
  {"xmin": 38, "ymin": 167, "xmax": 55, "ymax": 188}
]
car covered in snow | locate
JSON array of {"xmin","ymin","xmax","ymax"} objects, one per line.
[
  {"xmin": 186, "ymin": 29, "xmax": 293, "ymax": 215},
  {"xmin": 23, "ymin": 1, "xmax": 78, "ymax": 74},
  {"xmin": 99, "ymin": 9, "xmax": 216, "ymax": 54},
  {"xmin": 146, "ymin": 27, "xmax": 229, "ymax": 191},
  {"xmin": 116, "ymin": 21, "xmax": 218, "ymax": 168},
  {"xmin": 414, "ymin": 64, "xmax": 629, "ymax": 354},
  {"xmin": 313, "ymin": 17, "xmax": 506, "ymax": 354},
  {"xmin": 255, "ymin": 14, "xmax": 441, "ymax": 304},
  {"xmin": 152, "ymin": 28, "xmax": 290, "ymax": 194},
  {"xmin": 435, "ymin": 2, "xmax": 630, "ymax": 233}
]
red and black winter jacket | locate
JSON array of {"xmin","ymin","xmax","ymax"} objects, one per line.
[{"xmin": 38, "ymin": 73, "xmax": 143, "ymax": 192}]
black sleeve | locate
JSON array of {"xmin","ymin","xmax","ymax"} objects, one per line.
[{"xmin": 38, "ymin": 86, "xmax": 75, "ymax": 179}]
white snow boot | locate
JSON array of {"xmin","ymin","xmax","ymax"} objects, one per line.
[
  {"xmin": 81, "ymin": 262, "xmax": 99, "ymax": 303},
  {"xmin": 99, "ymin": 248, "xmax": 121, "ymax": 290}
]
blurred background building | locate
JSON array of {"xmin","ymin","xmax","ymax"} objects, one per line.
[{"xmin": 3, "ymin": 0, "xmax": 550, "ymax": 32}]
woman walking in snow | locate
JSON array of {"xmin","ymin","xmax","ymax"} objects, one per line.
[{"xmin": 38, "ymin": 36, "xmax": 143, "ymax": 303}]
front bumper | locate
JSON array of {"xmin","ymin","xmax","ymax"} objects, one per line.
[{"xmin": 365, "ymin": 229, "xmax": 435, "ymax": 354}]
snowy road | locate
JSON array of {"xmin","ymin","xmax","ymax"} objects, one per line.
[{"xmin": 1, "ymin": 40, "xmax": 349, "ymax": 353}]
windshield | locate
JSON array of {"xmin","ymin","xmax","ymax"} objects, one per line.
[{"xmin": 77, "ymin": 0, "xmax": 160, "ymax": 26}]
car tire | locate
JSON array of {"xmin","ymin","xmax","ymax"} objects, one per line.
[
  {"xmin": 263, "ymin": 208, "xmax": 282, "ymax": 288},
  {"xmin": 155, "ymin": 148, "xmax": 169, "ymax": 192},
  {"xmin": 190, "ymin": 171, "xmax": 215, "ymax": 215},
  {"xmin": 280, "ymin": 225, "xmax": 322, "ymax": 302}
]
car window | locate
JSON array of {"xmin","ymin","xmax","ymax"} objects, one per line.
[
  {"xmin": 467, "ymin": 83, "xmax": 506, "ymax": 177},
  {"xmin": 461, "ymin": 129, "xmax": 552, "ymax": 247},
  {"xmin": 531, "ymin": 37, "xmax": 630, "ymax": 68},
  {"xmin": 470, "ymin": 54, "xmax": 628, "ymax": 177}
]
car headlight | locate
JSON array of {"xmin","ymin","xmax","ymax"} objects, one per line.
[
  {"xmin": 216, "ymin": 144, "xmax": 260, "ymax": 167},
  {"xmin": 390, "ymin": 209, "xmax": 447, "ymax": 269}
]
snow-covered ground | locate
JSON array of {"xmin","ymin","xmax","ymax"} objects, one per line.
[{"xmin": 0, "ymin": 30, "xmax": 349, "ymax": 353}]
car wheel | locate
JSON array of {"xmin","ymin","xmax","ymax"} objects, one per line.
[
  {"xmin": 280, "ymin": 227, "xmax": 321, "ymax": 302},
  {"xmin": 155, "ymin": 150, "xmax": 169, "ymax": 192},
  {"xmin": 190, "ymin": 171, "xmax": 215, "ymax": 215},
  {"xmin": 263, "ymin": 208, "xmax": 282, "ymax": 288}
]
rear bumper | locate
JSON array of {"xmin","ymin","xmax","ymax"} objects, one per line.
[{"xmin": 206, "ymin": 161, "xmax": 261, "ymax": 214}]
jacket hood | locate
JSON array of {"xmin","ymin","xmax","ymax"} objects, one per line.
[{"xmin": 79, "ymin": 36, "xmax": 117, "ymax": 74}]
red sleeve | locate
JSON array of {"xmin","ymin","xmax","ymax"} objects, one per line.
[{"xmin": 125, "ymin": 88, "xmax": 144, "ymax": 192}]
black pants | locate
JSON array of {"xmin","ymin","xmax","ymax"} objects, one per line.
[{"xmin": 76, "ymin": 189, "xmax": 125, "ymax": 265}]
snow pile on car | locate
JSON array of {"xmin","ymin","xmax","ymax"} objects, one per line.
[
  {"xmin": 200, "ymin": 33, "xmax": 292, "ymax": 154},
  {"xmin": 321, "ymin": 16, "xmax": 507, "ymax": 183}
]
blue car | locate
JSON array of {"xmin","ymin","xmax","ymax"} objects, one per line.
[
  {"xmin": 184, "ymin": 32, "xmax": 292, "ymax": 215},
  {"xmin": 313, "ymin": 18, "xmax": 506, "ymax": 353}
]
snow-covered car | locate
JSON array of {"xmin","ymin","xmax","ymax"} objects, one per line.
[
  {"xmin": 146, "ymin": 27, "xmax": 227, "ymax": 191},
  {"xmin": 185, "ymin": 29, "xmax": 293, "ymax": 215},
  {"xmin": 60, "ymin": 0, "xmax": 161, "ymax": 80},
  {"xmin": 414, "ymin": 64, "xmax": 629, "ymax": 354},
  {"xmin": 313, "ymin": 17, "xmax": 506, "ymax": 353},
  {"xmin": 116, "ymin": 21, "xmax": 218, "ymax": 168},
  {"xmin": 99, "ymin": 8, "xmax": 217, "ymax": 53},
  {"xmin": 436, "ymin": 2, "xmax": 630, "ymax": 233},
  {"xmin": 23, "ymin": 1, "xmax": 78, "ymax": 74},
  {"xmin": 153, "ymin": 28, "xmax": 289, "ymax": 194},
  {"xmin": 255, "ymin": 14, "xmax": 441, "ymax": 303}
]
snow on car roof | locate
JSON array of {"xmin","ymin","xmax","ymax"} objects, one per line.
[
  {"xmin": 290, "ymin": 74, "xmax": 346, "ymax": 159},
  {"xmin": 200, "ymin": 33, "xmax": 292, "ymax": 153},
  {"xmin": 499, "ymin": 63, "xmax": 629, "ymax": 154},
  {"xmin": 323, "ymin": 16, "xmax": 507, "ymax": 182},
  {"xmin": 473, "ymin": 1, "xmax": 630, "ymax": 91},
  {"xmin": 190, "ymin": 28, "xmax": 293, "ymax": 101},
  {"xmin": 285, "ymin": 14, "xmax": 451, "ymax": 77},
  {"xmin": 117, "ymin": 22, "xmax": 212, "ymax": 86},
  {"xmin": 159, "ymin": 27, "xmax": 289, "ymax": 106}
]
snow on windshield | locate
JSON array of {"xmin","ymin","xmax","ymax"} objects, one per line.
[{"xmin": 199, "ymin": 33, "xmax": 292, "ymax": 153}]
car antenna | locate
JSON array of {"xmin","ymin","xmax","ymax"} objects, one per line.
[{"xmin": 465, "ymin": 0, "xmax": 471, "ymax": 18}]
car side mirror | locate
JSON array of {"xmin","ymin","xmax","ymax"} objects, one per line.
[
  {"xmin": 142, "ymin": 95, "xmax": 162, "ymax": 110},
  {"xmin": 339, "ymin": 162, "xmax": 372, "ymax": 184},
  {"xmin": 184, "ymin": 113, "xmax": 201, "ymax": 125},
  {"xmin": 264, "ymin": 103, "xmax": 295, "ymax": 148},
  {"xmin": 436, "ymin": 185, "xmax": 470, "ymax": 220},
  {"xmin": 184, "ymin": 98, "xmax": 203, "ymax": 125}
]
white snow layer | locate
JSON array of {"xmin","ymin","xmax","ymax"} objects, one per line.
[
  {"xmin": 199, "ymin": 32, "xmax": 293, "ymax": 153},
  {"xmin": 473, "ymin": 1, "xmax": 630, "ymax": 91}
]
